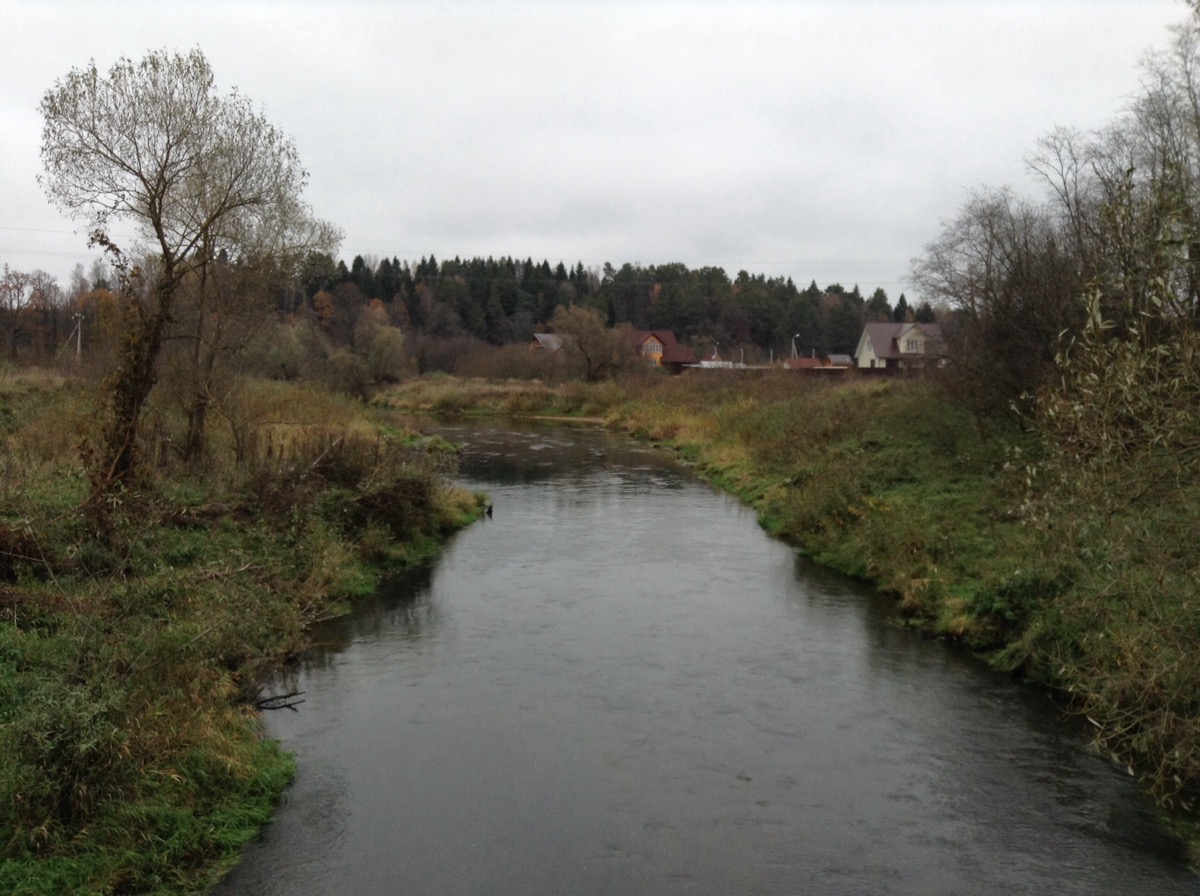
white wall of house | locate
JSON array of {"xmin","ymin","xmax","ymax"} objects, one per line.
[{"xmin": 854, "ymin": 330, "xmax": 880, "ymax": 368}]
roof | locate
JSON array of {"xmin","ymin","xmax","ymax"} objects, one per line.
[
  {"xmin": 629, "ymin": 329, "xmax": 697, "ymax": 364},
  {"xmin": 785, "ymin": 355, "xmax": 852, "ymax": 371},
  {"xmin": 859, "ymin": 322, "xmax": 945, "ymax": 360},
  {"xmin": 531, "ymin": 333, "xmax": 562, "ymax": 351}
]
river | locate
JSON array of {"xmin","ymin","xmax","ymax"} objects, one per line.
[{"xmin": 214, "ymin": 420, "xmax": 1198, "ymax": 895}]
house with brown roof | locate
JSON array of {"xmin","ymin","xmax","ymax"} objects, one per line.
[
  {"xmin": 629, "ymin": 330, "xmax": 697, "ymax": 373},
  {"xmin": 854, "ymin": 322, "xmax": 945, "ymax": 370}
]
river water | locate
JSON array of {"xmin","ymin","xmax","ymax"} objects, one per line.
[{"xmin": 214, "ymin": 421, "xmax": 1198, "ymax": 896}]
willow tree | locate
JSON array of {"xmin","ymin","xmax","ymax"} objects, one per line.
[
  {"xmin": 39, "ymin": 48, "xmax": 338, "ymax": 496},
  {"xmin": 549, "ymin": 304, "xmax": 634, "ymax": 381}
]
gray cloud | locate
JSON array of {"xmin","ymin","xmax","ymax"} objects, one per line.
[{"xmin": 1, "ymin": 1, "xmax": 1185, "ymax": 300}]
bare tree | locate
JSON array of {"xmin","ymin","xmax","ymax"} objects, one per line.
[
  {"xmin": 0, "ymin": 265, "xmax": 32, "ymax": 361},
  {"xmin": 909, "ymin": 188, "xmax": 1084, "ymax": 413},
  {"xmin": 0, "ymin": 266, "xmax": 67, "ymax": 362},
  {"xmin": 1026, "ymin": 126, "xmax": 1102, "ymax": 265},
  {"xmin": 39, "ymin": 48, "xmax": 339, "ymax": 496}
]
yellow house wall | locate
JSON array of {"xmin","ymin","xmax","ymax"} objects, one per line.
[{"xmin": 641, "ymin": 341, "xmax": 663, "ymax": 365}]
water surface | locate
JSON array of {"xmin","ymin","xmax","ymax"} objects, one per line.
[{"xmin": 215, "ymin": 421, "xmax": 1197, "ymax": 895}]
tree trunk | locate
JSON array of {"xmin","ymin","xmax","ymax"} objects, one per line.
[
  {"xmin": 87, "ymin": 277, "xmax": 172, "ymax": 508},
  {"xmin": 181, "ymin": 391, "xmax": 209, "ymax": 463}
]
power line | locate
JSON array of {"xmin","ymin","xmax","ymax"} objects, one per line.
[
  {"xmin": 0, "ymin": 225, "xmax": 82, "ymax": 235},
  {"xmin": 0, "ymin": 246, "xmax": 104, "ymax": 259}
]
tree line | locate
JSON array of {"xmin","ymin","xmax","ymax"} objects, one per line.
[
  {"xmin": 2, "ymin": 251, "xmax": 939, "ymax": 402},
  {"xmin": 6, "ymin": 248, "xmax": 941, "ymax": 383},
  {"xmin": 909, "ymin": 18, "xmax": 1200, "ymax": 416},
  {"xmin": 296, "ymin": 252, "xmax": 934, "ymax": 360},
  {"xmin": 3, "ymin": 247, "xmax": 939, "ymax": 441}
]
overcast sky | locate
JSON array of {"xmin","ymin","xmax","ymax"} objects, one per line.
[{"xmin": 1, "ymin": 1, "xmax": 1188, "ymax": 301}]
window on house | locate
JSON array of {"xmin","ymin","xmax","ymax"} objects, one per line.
[{"xmin": 905, "ymin": 338, "xmax": 920, "ymax": 352}]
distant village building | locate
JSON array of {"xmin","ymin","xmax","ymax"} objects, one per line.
[
  {"xmin": 628, "ymin": 330, "xmax": 697, "ymax": 374},
  {"xmin": 854, "ymin": 322, "xmax": 946, "ymax": 370},
  {"xmin": 783, "ymin": 354, "xmax": 852, "ymax": 373}
]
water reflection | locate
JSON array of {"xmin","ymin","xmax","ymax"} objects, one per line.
[{"xmin": 284, "ymin": 563, "xmax": 442, "ymax": 678}]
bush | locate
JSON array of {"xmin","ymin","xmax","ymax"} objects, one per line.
[{"xmin": 454, "ymin": 343, "xmax": 560, "ymax": 381}]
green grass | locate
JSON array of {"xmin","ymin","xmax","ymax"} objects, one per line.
[
  {"xmin": 0, "ymin": 371, "xmax": 486, "ymax": 894},
  {"xmin": 610, "ymin": 375, "xmax": 1038, "ymax": 643}
]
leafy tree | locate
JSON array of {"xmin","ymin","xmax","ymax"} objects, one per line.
[
  {"xmin": 165, "ymin": 255, "xmax": 284, "ymax": 461},
  {"xmin": 693, "ymin": 266, "xmax": 733, "ymax": 327},
  {"xmin": 1, "ymin": 267, "xmax": 67, "ymax": 362},
  {"xmin": 353, "ymin": 299, "xmax": 405, "ymax": 384},
  {"xmin": 570, "ymin": 262, "xmax": 595, "ymax": 296},
  {"xmin": 39, "ymin": 48, "xmax": 338, "ymax": 499},
  {"xmin": 602, "ymin": 263, "xmax": 650, "ymax": 328},
  {"xmin": 825, "ymin": 293, "xmax": 865, "ymax": 355},
  {"xmin": 865, "ymin": 287, "xmax": 891, "ymax": 323},
  {"xmin": 787, "ymin": 289, "xmax": 821, "ymax": 357},
  {"xmin": 301, "ymin": 251, "xmax": 340, "ymax": 300},
  {"xmin": 309, "ymin": 281, "xmax": 366, "ymax": 349},
  {"xmin": 350, "ymin": 254, "xmax": 378, "ymax": 299},
  {"xmin": 549, "ymin": 304, "xmax": 633, "ymax": 381},
  {"xmin": 260, "ymin": 318, "xmax": 307, "ymax": 381}
]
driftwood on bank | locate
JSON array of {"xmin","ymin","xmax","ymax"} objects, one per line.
[{"xmin": 255, "ymin": 691, "xmax": 306, "ymax": 711}]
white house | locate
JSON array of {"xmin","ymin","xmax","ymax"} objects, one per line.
[{"xmin": 854, "ymin": 322, "xmax": 945, "ymax": 370}]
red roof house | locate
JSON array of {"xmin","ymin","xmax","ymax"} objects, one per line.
[{"xmin": 629, "ymin": 330, "xmax": 697, "ymax": 373}]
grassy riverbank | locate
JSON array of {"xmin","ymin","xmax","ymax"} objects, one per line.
[
  {"xmin": 378, "ymin": 371, "xmax": 1200, "ymax": 833},
  {"xmin": 610, "ymin": 372, "xmax": 1041, "ymax": 645},
  {"xmin": 0, "ymin": 370, "xmax": 485, "ymax": 895},
  {"xmin": 377, "ymin": 370, "xmax": 1037, "ymax": 647}
]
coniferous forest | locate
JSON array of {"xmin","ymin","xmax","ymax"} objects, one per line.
[{"xmin": 301, "ymin": 253, "xmax": 930, "ymax": 361}]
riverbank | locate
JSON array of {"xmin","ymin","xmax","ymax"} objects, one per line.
[
  {"xmin": 377, "ymin": 370, "xmax": 1036, "ymax": 649},
  {"xmin": 0, "ymin": 371, "xmax": 486, "ymax": 895},
  {"xmin": 207, "ymin": 414, "xmax": 1199, "ymax": 895},
  {"xmin": 376, "ymin": 371, "xmax": 1200, "ymax": 842}
]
